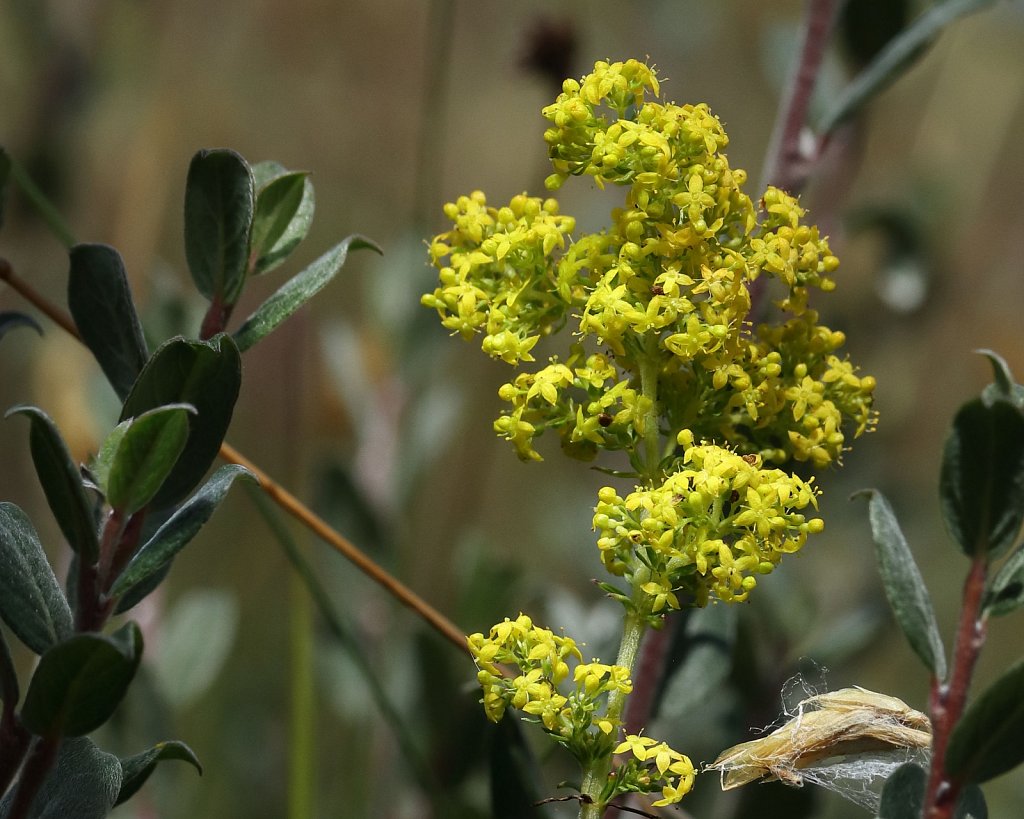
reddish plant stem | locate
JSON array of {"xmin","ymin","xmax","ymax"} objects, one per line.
[
  {"xmin": 96, "ymin": 508, "xmax": 128, "ymax": 600},
  {"xmin": 924, "ymin": 555, "xmax": 988, "ymax": 818},
  {"xmin": 199, "ymin": 294, "xmax": 233, "ymax": 340},
  {"xmin": 759, "ymin": 0, "xmax": 840, "ymax": 197},
  {"xmin": 0, "ymin": 258, "xmax": 81, "ymax": 340},
  {"xmin": 0, "ymin": 706, "xmax": 31, "ymax": 796},
  {"xmin": 76, "ymin": 508, "xmax": 127, "ymax": 632},
  {"xmin": 104, "ymin": 510, "xmax": 147, "ymax": 594},
  {"xmin": 5, "ymin": 735, "xmax": 60, "ymax": 819}
]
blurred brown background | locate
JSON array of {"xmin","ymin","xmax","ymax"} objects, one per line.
[{"xmin": 2, "ymin": 1, "xmax": 1024, "ymax": 817}]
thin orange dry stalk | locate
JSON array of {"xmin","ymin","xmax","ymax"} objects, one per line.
[{"xmin": 0, "ymin": 256, "xmax": 470, "ymax": 655}]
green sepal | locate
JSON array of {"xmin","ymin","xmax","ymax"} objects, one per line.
[
  {"xmin": 106, "ymin": 404, "xmax": 195, "ymax": 515},
  {"xmin": 0, "ymin": 502, "xmax": 74, "ymax": 654},
  {"xmin": 119, "ymin": 334, "xmax": 241, "ymax": 510},
  {"xmin": 0, "ymin": 737, "xmax": 122, "ymax": 819},
  {"xmin": 21, "ymin": 622, "xmax": 143, "ymax": 737},
  {"xmin": 115, "ymin": 740, "xmax": 202, "ymax": 805},
  {"xmin": 855, "ymin": 489, "xmax": 947, "ymax": 679},
  {"xmin": 945, "ymin": 655, "xmax": 1024, "ymax": 784},
  {"xmin": 67, "ymin": 244, "xmax": 150, "ymax": 400},
  {"xmin": 977, "ymin": 349, "xmax": 1024, "ymax": 410},
  {"xmin": 6, "ymin": 405, "xmax": 100, "ymax": 564},
  {"xmin": 984, "ymin": 546, "xmax": 1024, "ymax": 617},
  {"xmin": 249, "ymin": 165, "xmax": 315, "ymax": 275},
  {"xmin": 109, "ymin": 465, "xmax": 255, "ymax": 600},
  {"xmin": 0, "ymin": 311, "xmax": 43, "ymax": 341},
  {"xmin": 595, "ymin": 581, "xmax": 631, "ymax": 607},
  {"xmin": 877, "ymin": 761, "xmax": 926, "ymax": 818},
  {"xmin": 232, "ymin": 234, "xmax": 380, "ymax": 352},
  {"xmin": 184, "ymin": 148, "xmax": 254, "ymax": 304},
  {"xmin": 939, "ymin": 398, "xmax": 1024, "ymax": 560}
]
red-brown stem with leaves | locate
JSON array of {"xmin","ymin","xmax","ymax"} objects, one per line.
[
  {"xmin": 759, "ymin": 0, "xmax": 840, "ymax": 197},
  {"xmin": 5, "ymin": 734, "xmax": 60, "ymax": 819},
  {"xmin": 924, "ymin": 555, "xmax": 988, "ymax": 818},
  {"xmin": 199, "ymin": 293, "xmax": 233, "ymax": 340}
]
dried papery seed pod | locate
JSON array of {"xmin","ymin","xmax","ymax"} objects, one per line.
[{"xmin": 708, "ymin": 686, "xmax": 931, "ymax": 790}]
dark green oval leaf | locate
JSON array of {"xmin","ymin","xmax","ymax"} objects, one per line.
[
  {"xmin": 984, "ymin": 546, "xmax": 1024, "ymax": 617},
  {"xmin": 109, "ymin": 465, "xmax": 254, "ymax": 599},
  {"xmin": 0, "ymin": 311, "xmax": 43, "ymax": 341},
  {"xmin": 91, "ymin": 420, "xmax": 129, "ymax": 499},
  {"xmin": 939, "ymin": 398, "xmax": 1024, "ymax": 560},
  {"xmin": 6, "ymin": 405, "xmax": 100, "ymax": 564},
  {"xmin": 67, "ymin": 244, "xmax": 150, "ymax": 400},
  {"xmin": 0, "ymin": 737, "xmax": 122, "ymax": 819},
  {"xmin": 184, "ymin": 149, "xmax": 254, "ymax": 304},
  {"xmin": 877, "ymin": 761, "xmax": 926, "ymax": 818},
  {"xmin": 120, "ymin": 334, "xmax": 241, "ymax": 509},
  {"xmin": 232, "ymin": 234, "xmax": 380, "ymax": 352},
  {"xmin": 0, "ymin": 503, "xmax": 74, "ymax": 654},
  {"xmin": 854, "ymin": 489, "xmax": 947, "ymax": 679},
  {"xmin": 250, "ymin": 170, "xmax": 314, "ymax": 275},
  {"xmin": 106, "ymin": 404, "xmax": 195, "ymax": 515},
  {"xmin": 21, "ymin": 622, "xmax": 142, "ymax": 737},
  {"xmin": 113, "ymin": 559, "xmax": 171, "ymax": 615},
  {"xmin": 115, "ymin": 739, "xmax": 201, "ymax": 805},
  {"xmin": 946, "ymin": 655, "xmax": 1024, "ymax": 784}
]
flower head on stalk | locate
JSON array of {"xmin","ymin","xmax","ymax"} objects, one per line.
[
  {"xmin": 608, "ymin": 733, "xmax": 696, "ymax": 807},
  {"xmin": 424, "ymin": 59, "xmax": 876, "ymax": 469},
  {"xmin": 468, "ymin": 614, "xmax": 633, "ymax": 762},
  {"xmin": 594, "ymin": 434, "xmax": 823, "ymax": 613}
]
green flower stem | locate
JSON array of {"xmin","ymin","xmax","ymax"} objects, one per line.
[
  {"xmin": 578, "ymin": 768, "xmax": 605, "ymax": 819},
  {"xmin": 578, "ymin": 608, "xmax": 647, "ymax": 818},
  {"xmin": 638, "ymin": 337, "xmax": 662, "ymax": 482},
  {"xmin": 608, "ymin": 609, "xmax": 646, "ymax": 725}
]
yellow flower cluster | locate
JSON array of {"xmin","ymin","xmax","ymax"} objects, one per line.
[
  {"xmin": 611, "ymin": 734, "xmax": 696, "ymax": 807},
  {"xmin": 467, "ymin": 614, "xmax": 633, "ymax": 759},
  {"xmin": 593, "ymin": 437, "xmax": 823, "ymax": 609},
  {"xmin": 421, "ymin": 192, "xmax": 575, "ymax": 364},
  {"xmin": 424, "ymin": 58, "xmax": 875, "ymax": 468}
]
